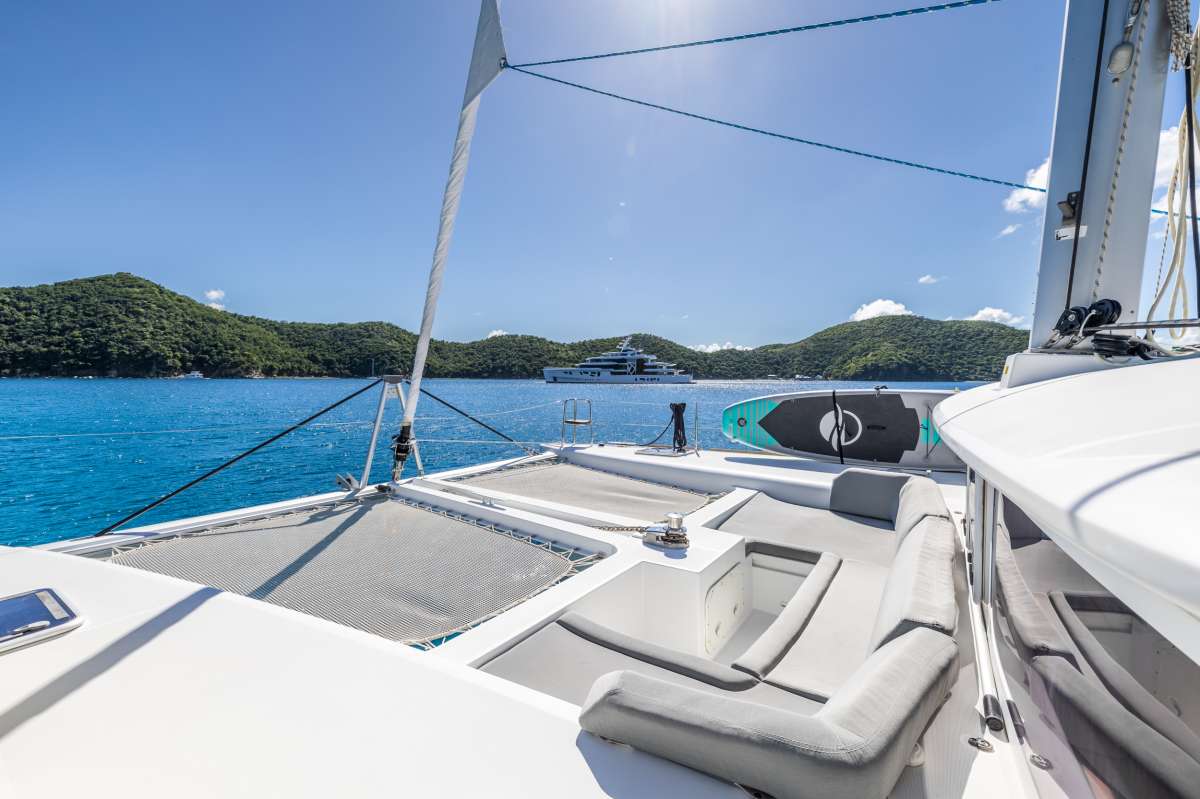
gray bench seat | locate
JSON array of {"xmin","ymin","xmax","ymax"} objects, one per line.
[
  {"xmin": 753, "ymin": 558, "xmax": 890, "ymax": 700},
  {"xmin": 717, "ymin": 468, "xmax": 953, "ymax": 567},
  {"xmin": 481, "ymin": 468, "xmax": 964, "ymax": 799},
  {"xmin": 482, "ymin": 612, "xmax": 822, "ymax": 714},
  {"xmin": 582, "ymin": 627, "xmax": 959, "ymax": 799},
  {"xmin": 721, "ymin": 493, "xmax": 895, "ymax": 566}
]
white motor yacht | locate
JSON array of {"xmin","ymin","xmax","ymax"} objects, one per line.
[{"xmin": 544, "ymin": 337, "xmax": 693, "ymax": 384}]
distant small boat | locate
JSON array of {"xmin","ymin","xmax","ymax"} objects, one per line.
[{"xmin": 180, "ymin": 371, "xmax": 205, "ymax": 379}]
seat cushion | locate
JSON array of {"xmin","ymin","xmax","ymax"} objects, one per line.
[
  {"xmin": 1033, "ymin": 655, "xmax": 1200, "ymax": 799},
  {"xmin": 762, "ymin": 559, "xmax": 890, "ymax": 700},
  {"xmin": 894, "ymin": 476, "xmax": 952, "ymax": 541},
  {"xmin": 481, "ymin": 614, "xmax": 821, "ymax": 714},
  {"xmin": 828, "ymin": 468, "xmax": 910, "ymax": 522},
  {"xmin": 868, "ymin": 515, "xmax": 959, "ymax": 652},
  {"xmin": 719, "ymin": 492, "xmax": 896, "ymax": 567},
  {"xmin": 995, "ymin": 525, "xmax": 1077, "ymax": 662},
  {"xmin": 580, "ymin": 627, "xmax": 959, "ymax": 799},
  {"xmin": 1050, "ymin": 591, "xmax": 1200, "ymax": 764},
  {"xmin": 734, "ymin": 552, "xmax": 841, "ymax": 679}
]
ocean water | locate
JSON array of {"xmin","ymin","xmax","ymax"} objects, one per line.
[{"xmin": 0, "ymin": 377, "xmax": 974, "ymax": 547}]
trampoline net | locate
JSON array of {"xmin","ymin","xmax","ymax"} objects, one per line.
[
  {"xmin": 453, "ymin": 459, "xmax": 720, "ymax": 523},
  {"xmin": 107, "ymin": 497, "xmax": 599, "ymax": 648}
]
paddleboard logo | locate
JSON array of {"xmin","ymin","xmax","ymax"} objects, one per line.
[{"xmin": 819, "ymin": 408, "xmax": 862, "ymax": 448}]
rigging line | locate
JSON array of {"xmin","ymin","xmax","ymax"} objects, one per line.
[
  {"xmin": 507, "ymin": 66, "xmax": 1190, "ymax": 218},
  {"xmin": 94, "ymin": 378, "xmax": 383, "ymax": 537},
  {"xmin": 1185, "ymin": 51, "xmax": 1200, "ymax": 306},
  {"xmin": 508, "ymin": 65, "xmax": 1033, "ymax": 191},
  {"xmin": 509, "ymin": 0, "xmax": 1003, "ymax": 68},
  {"xmin": 1063, "ymin": 0, "xmax": 1112, "ymax": 311},
  {"xmin": 405, "ymin": 381, "xmax": 533, "ymax": 451}
]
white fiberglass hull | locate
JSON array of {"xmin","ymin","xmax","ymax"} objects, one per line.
[{"xmin": 543, "ymin": 368, "xmax": 692, "ymax": 384}]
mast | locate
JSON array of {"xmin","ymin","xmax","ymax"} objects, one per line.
[
  {"xmin": 1027, "ymin": 0, "xmax": 1171, "ymax": 348},
  {"xmin": 392, "ymin": 0, "xmax": 506, "ymax": 480}
]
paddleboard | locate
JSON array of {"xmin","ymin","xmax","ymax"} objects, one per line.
[{"xmin": 721, "ymin": 389, "xmax": 963, "ymax": 470}]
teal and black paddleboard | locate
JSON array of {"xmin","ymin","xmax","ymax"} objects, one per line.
[{"xmin": 721, "ymin": 389, "xmax": 963, "ymax": 470}]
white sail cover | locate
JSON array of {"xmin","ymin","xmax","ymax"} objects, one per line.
[{"xmin": 402, "ymin": 0, "xmax": 506, "ymax": 428}]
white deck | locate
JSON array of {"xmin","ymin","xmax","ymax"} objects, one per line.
[
  {"xmin": 0, "ymin": 546, "xmax": 742, "ymax": 798},
  {"xmin": 2, "ymin": 443, "xmax": 1004, "ymax": 797}
]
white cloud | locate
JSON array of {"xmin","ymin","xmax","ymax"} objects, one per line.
[
  {"xmin": 964, "ymin": 307, "xmax": 1027, "ymax": 327},
  {"xmin": 850, "ymin": 299, "xmax": 914, "ymax": 321},
  {"xmin": 690, "ymin": 341, "xmax": 752, "ymax": 353},
  {"xmin": 1003, "ymin": 158, "xmax": 1049, "ymax": 213},
  {"xmin": 997, "ymin": 223, "xmax": 1021, "ymax": 237},
  {"xmin": 203, "ymin": 288, "xmax": 226, "ymax": 311},
  {"xmin": 917, "ymin": 274, "xmax": 940, "ymax": 285},
  {"xmin": 486, "ymin": 329, "xmax": 508, "ymax": 338}
]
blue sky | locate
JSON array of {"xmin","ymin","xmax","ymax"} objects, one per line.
[{"xmin": 0, "ymin": 1, "xmax": 1185, "ymax": 347}]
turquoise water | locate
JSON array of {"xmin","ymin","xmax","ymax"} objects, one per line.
[{"xmin": 0, "ymin": 377, "xmax": 973, "ymax": 547}]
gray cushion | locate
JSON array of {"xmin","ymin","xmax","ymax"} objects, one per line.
[
  {"xmin": 580, "ymin": 627, "xmax": 959, "ymax": 799},
  {"xmin": 868, "ymin": 515, "xmax": 958, "ymax": 652},
  {"xmin": 1050, "ymin": 592, "xmax": 1200, "ymax": 764},
  {"xmin": 1033, "ymin": 655, "xmax": 1200, "ymax": 799},
  {"xmin": 994, "ymin": 526, "xmax": 1076, "ymax": 662},
  {"xmin": 481, "ymin": 615, "xmax": 823, "ymax": 714},
  {"xmin": 720, "ymin": 492, "xmax": 896, "ymax": 567},
  {"xmin": 894, "ymin": 476, "xmax": 952, "ymax": 541},
  {"xmin": 762, "ymin": 560, "xmax": 890, "ymax": 700},
  {"xmin": 1001, "ymin": 497, "xmax": 1045, "ymax": 544},
  {"xmin": 828, "ymin": 468, "xmax": 910, "ymax": 522},
  {"xmin": 733, "ymin": 552, "xmax": 841, "ymax": 679},
  {"xmin": 555, "ymin": 613, "xmax": 756, "ymax": 690}
]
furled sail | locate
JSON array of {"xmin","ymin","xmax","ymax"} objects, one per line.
[{"xmin": 394, "ymin": 0, "xmax": 506, "ymax": 478}]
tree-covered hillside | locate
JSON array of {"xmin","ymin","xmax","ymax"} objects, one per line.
[{"xmin": 0, "ymin": 273, "xmax": 1027, "ymax": 380}]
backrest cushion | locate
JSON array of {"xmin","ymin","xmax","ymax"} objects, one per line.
[
  {"xmin": 828, "ymin": 468, "xmax": 910, "ymax": 522},
  {"xmin": 894, "ymin": 476, "xmax": 952, "ymax": 542},
  {"xmin": 869, "ymin": 516, "xmax": 958, "ymax": 651},
  {"xmin": 994, "ymin": 525, "xmax": 1076, "ymax": 662},
  {"xmin": 1001, "ymin": 497, "xmax": 1046, "ymax": 545}
]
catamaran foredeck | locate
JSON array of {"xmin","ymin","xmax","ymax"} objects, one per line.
[{"xmin": 7, "ymin": 0, "xmax": 1200, "ymax": 797}]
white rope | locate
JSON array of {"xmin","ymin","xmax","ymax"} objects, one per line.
[
  {"xmin": 1169, "ymin": 0, "xmax": 1193, "ymax": 68},
  {"xmin": 1147, "ymin": 26, "xmax": 1200, "ymax": 343}
]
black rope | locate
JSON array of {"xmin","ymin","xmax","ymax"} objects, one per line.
[
  {"xmin": 1184, "ymin": 54, "xmax": 1200, "ymax": 305},
  {"xmin": 640, "ymin": 403, "xmax": 688, "ymax": 450},
  {"xmin": 508, "ymin": 66, "xmax": 1040, "ymax": 192},
  {"xmin": 509, "ymin": 0, "xmax": 1002, "ymax": 68},
  {"xmin": 407, "ymin": 382, "xmax": 529, "ymax": 449},
  {"xmin": 94, "ymin": 379, "xmax": 383, "ymax": 536},
  {"xmin": 670, "ymin": 403, "xmax": 688, "ymax": 452},
  {"xmin": 641, "ymin": 417, "xmax": 675, "ymax": 447},
  {"xmin": 1064, "ymin": 0, "xmax": 1112, "ymax": 310},
  {"xmin": 831, "ymin": 390, "xmax": 845, "ymax": 465}
]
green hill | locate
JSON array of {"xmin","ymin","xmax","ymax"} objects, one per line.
[{"xmin": 0, "ymin": 273, "xmax": 1027, "ymax": 380}]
